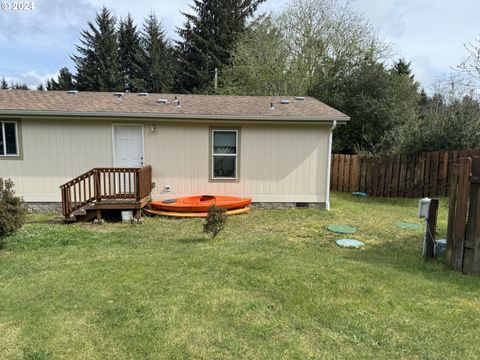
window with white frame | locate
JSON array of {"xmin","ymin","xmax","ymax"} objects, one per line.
[
  {"xmin": 0, "ymin": 121, "xmax": 19, "ymax": 156},
  {"xmin": 212, "ymin": 129, "xmax": 238, "ymax": 179}
]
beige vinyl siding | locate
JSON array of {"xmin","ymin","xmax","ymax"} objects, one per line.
[
  {"xmin": 1, "ymin": 118, "xmax": 330, "ymax": 203},
  {"xmin": 0, "ymin": 118, "xmax": 112, "ymax": 201},
  {"xmin": 146, "ymin": 123, "xmax": 329, "ymax": 203}
]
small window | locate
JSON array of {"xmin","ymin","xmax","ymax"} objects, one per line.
[
  {"xmin": 0, "ymin": 121, "xmax": 18, "ymax": 156},
  {"xmin": 212, "ymin": 130, "xmax": 238, "ymax": 179}
]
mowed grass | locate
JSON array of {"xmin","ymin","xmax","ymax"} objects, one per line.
[{"xmin": 1, "ymin": 192, "xmax": 480, "ymax": 359}]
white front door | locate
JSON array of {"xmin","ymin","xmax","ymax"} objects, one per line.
[{"xmin": 113, "ymin": 125, "xmax": 144, "ymax": 167}]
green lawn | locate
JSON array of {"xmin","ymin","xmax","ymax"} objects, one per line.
[{"xmin": 1, "ymin": 193, "xmax": 479, "ymax": 359}]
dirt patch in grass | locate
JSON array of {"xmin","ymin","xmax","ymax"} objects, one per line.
[{"xmin": 26, "ymin": 218, "xmax": 65, "ymax": 225}]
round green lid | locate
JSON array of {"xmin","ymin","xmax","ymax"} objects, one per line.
[
  {"xmin": 327, "ymin": 224, "xmax": 357, "ymax": 234},
  {"xmin": 395, "ymin": 222, "xmax": 422, "ymax": 230}
]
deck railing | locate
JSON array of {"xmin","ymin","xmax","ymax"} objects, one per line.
[{"xmin": 60, "ymin": 166, "xmax": 153, "ymax": 217}]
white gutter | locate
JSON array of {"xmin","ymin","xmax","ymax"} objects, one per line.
[{"xmin": 325, "ymin": 120, "xmax": 337, "ymax": 211}]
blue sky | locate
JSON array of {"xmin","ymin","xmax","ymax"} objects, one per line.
[{"xmin": 0, "ymin": 0, "xmax": 478, "ymax": 90}]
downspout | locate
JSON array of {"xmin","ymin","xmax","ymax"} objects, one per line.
[{"xmin": 325, "ymin": 120, "xmax": 337, "ymax": 211}]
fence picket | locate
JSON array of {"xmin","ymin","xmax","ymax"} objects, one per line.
[
  {"xmin": 431, "ymin": 152, "xmax": 440, "ymax": 196},
  {"xmin": 343, "ymin": 155, "xmax": 351, "ymax": 192},
  {"xmin": 338, "ymin": 155, "xmax": 345, "ymax": 193},
  {"xmin": 350, "ymin": 156, "xmax": 361, "ymax": 192},
  {"xmin": 331, "ymin": 154, "xmax": 339, "ymax": 190}
]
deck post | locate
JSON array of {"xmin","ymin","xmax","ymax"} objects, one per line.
[
  {"xmin": 94, "ymin": 170, "xmax": 101, "ymax": 202},
  {"xmin": 135, "ymin": 209, "xmax": 142, "ymax": 220},
  {"xmin": 135, "ymin": 170, "xmax": 141, "ymax": 201}
]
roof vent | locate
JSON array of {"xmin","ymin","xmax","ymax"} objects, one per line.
[
  {"xmin": 157, "ymin": 99, "xmax": 168, "ymax": 105},
  {"xmin": 269, "ymin": 103, "xmax": 275, "ymax": 110},
  {"xmin": 67, "ymin": 90, "xmax": 78, "ymax": 95},
  {"xmin": 295, "ymin": 96, "xmax": 305, "ymax": 101},
  {"xmin": 280, "ymin": 99, "xmax": 290, "ymax": 105},
  {"xmin": 138, "ymin": 92, "xmax": 149, "ymax": 97},
  {"xmin": 113, "ymin": 92, "xmax": 124, "ymax": 99}
]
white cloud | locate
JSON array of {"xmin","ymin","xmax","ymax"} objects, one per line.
[
  {"xmin": 0, "ymin": 0, "xmax": 97, "ymax": 44},
  {"xmin": 5, "ymin": 70, "xmax": 58, "ymax": 89},
  {"xmin": 351, "ymin": 0, "xmax": 480, "ymax": 91}
]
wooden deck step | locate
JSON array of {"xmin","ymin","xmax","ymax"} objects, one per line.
[{"xmin": 60, "ymin": 166, "xmax": 153, "ymax": 220}]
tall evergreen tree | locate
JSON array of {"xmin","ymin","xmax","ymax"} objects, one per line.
[
  {"xmin": 36, "ymin": 83, "xmax": 45, "ymax": 91},
  {"xmin": 73, "ymin": 7, "xmax": 122, "ymax": 91},
  {"xmin": 11, "ymin": 82, "xmax": 29, "ymax": 90},
  {"xmin": 46, "ymin": 79, "xmax": 56, "ymax": 91},
  {"xmin": 132, "ymin": 13, "xmax": 171, "ymax": 93},
  {"xmin": 419, "ymin": 88, "xmax": 428, "ymax": 107},
  {"xmin": 175, "ymin": 0, "xmax": 265, "ymax": 93},
  {"xmin": 392, "ymin": 58, "xmax": 414, "ymax": 79},
  {"xmin": 47, "ymin": 67, "xmax": 75, "ymax": 90},
  {"xmin": 57, "ymin": 67, "xmax": 75, "ymax": 90},
  {"xmin": 118, "ymin": 14, "xmax": 142, "ymax": 92},
  {"xmin": 0, "ymin": 77, "xmax": 8, "ymax": 89}
]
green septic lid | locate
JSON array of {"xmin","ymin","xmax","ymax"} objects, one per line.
[
  {"xmin": 394, "ymin": 222, "xmax": 422, "ymax": 230},
  {"xmin": 336, "ymin": 239, "xmax": 365, "ymax": 248},
  {"xmin": 327, "ymin": 224, "xmax": 357, "ymax": 234},
  {"xmin": 352, "ymin": 192, "xmax": 368, "ymax": 197}
]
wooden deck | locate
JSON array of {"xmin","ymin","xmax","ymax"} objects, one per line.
[{"xmin": 60, "ymin": 166, "xmax": 153, "ymax": 222}]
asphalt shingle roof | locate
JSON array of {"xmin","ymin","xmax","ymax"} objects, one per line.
[{"xmin": 0, "ymin": 90, "xmax": 349, "ymax": 121}]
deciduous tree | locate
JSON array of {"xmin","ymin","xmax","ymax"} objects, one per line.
[
  {"xmin": 311, "ymin": 57, "xmax": 420, "ymax": 154},
  {"xmin": 397, "ymin": 76, "xmax": 480, "ymax": 153},
  {"xmin": 458, "ymin": 36, "xmax": 480, "ymax": 81},
  {"xmin": 221, "ymin": 17, "xmax": 290, "ymax": 95}
]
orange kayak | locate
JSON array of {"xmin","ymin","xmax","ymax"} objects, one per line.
[
  {"xmin": 144, "ymin": 207, "xmax": 251, "ymax": 218},
  {"xmin": 150, "ymin": 195, "xmax": 252, "ymax": 212}
]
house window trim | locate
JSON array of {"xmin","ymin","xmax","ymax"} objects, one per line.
[
  {"xmin": 0, "ymin": 120, "xmax": 22, "ymax": 160},
  {"xmin": 209, "ymin": 127, "xmax": 240, "ymax": 182}
]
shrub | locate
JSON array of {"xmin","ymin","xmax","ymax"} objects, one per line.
[
  {"xmin": 0, "ymin": 178, "xmax": 26, "ymax": 239},
  {"xmin": 203, "ymin": 205, "xmax": 227, "ymax": 239}
]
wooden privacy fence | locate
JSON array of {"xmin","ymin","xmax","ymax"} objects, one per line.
[
  {"xmin": 446, "ymin": 156, "xmax": 480, "ymax": 274},
  {"xmin": 331, "ymin": 150, "xmax": 480, "ymax": 198}
]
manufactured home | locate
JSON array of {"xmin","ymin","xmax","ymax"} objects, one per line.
[{"xmin": 0, "ymin": 90, "xmax": 349, "ymax": 214}]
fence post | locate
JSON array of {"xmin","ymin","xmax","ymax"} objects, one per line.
[
  {"xmin": 425, "ymin": 199, "xmax": 439, "ymax": 260},
  {"xmin": 464, "ymin": 157, "xmax": 480, "ymax": 273},
  {"xmin": 452, "ymin": 158, "xmax": 471, "ymax": 271}
]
